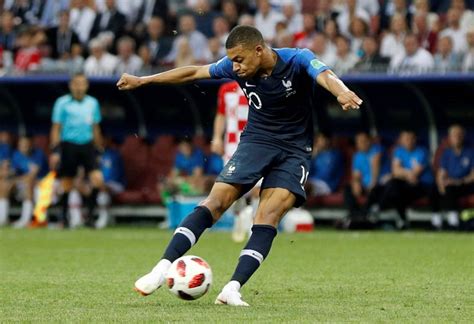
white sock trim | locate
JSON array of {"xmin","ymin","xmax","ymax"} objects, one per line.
[
  {"xmin": 240, "ymin": 249, "xmax": 264, "ymax": 264},
  {"xmin": 174, "ymin": 227, "xmax": 196, "ymax": 246}
]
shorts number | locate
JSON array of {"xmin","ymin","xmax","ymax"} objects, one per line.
[{"xmin": 300, "ymin": 165, "xmax": 309, "ymax": 186}]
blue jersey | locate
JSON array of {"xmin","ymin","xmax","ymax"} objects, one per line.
[
  {"xmin": 440, "ymin": 147, "xmax": 474, "ymax": 179},
  {"xmin": 11, "ymin": 148, "xmax": 48, "ymax": 177},
  {"xmin": 393, "ymin": 146, "xmax": 434, "ymax": 185},
  {"xmin": 52, "ymin": 94, "xmax": 101, "ymax": 144},
  {"xmin": 0, "ymin": 143, "xmax": 12, "ymax": 162},
  {"xmin": 100, "ymin": 148, "xmax": 125, "ymax": 186},
  {"xmin": 309, "ymin": 148, "xmax": 344, "ymax": 192},
  {"xmin": 352, "ymin": 144, "xmax": 390, "ymax": 188},
  {"xmin": 209, "ymin": 48, "xmax": 329, "ymax": 154},
  {"xmin": 205, "ymin": 153, "xmax": 224, "ymax": 176},
  {"xmin": 174, "ymin": 148, "xmax": 205, "ymax": 176}
]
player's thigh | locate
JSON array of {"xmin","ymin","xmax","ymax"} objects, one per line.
[
  {"xmin": 254, "ymin": 187, "xmax": 296, "ymax": 227},
  {"xmin": 261, "ymin": 152, "xmax": 311, "ymax": 208},
  {"xmin": 200, "ymin": 182, "xmax": 244, "ymax": 221}
]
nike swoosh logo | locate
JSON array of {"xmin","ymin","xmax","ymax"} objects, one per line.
[{"xmin": 245, "ymin": 82, "xmax": 256, "ymax": 87}]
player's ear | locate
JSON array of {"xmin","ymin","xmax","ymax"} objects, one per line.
[{"xmin": 255, "ymin": 44, "xmax": 263, "ymax": 57}]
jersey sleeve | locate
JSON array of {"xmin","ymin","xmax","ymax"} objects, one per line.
[
  {"xmin": 93, "ymin": 98, "xmax": 101, "ymax": 124},
  {"xmin": 209, "ymin": 57, "xmax": 234, "ymax": 79},
  {"xmin": 52, "ymin": 98, "xmax": 63, "ymax": 124},
  {"xmin": 296, "ymin": 48, "xmax": 329, "ymax": 80}
]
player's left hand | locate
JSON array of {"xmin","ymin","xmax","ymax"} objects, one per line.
[{"xmin": 337, "ymin": 90, "xmax": 363, "ymax": 111}]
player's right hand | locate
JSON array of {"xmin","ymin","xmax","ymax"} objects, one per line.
[{"xmin": 117, "ymin": 73, "xmax": 142, "ymax": 90}]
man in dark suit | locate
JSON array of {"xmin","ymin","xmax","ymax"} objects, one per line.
[
  {"xmin": 46, "ymin": 10, "xmax": 81, "ymax": 59},
  {"xmin": 90, "ymin": 0, "xmax": 126, "ymax": 44},
  {"xmin": 354, "ymin": 36, "xmax": 390, "ymax": 73},
  {"xmin": 139, "ymin": 16, "xmax": 172, "ymax": 66}
]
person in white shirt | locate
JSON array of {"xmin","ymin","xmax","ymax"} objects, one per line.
[
  {"xmin": 380, "ymin": 13, "xmax": 408, "ymax": 60},
  {"xmin": 332, "ymin": 35, "xmax": 360, "ymax": 75},
  {"xmin": 462, "ymin": 27, "xmax": 474, "ymax": 72},
  {"xmin": 310, "ymin": 32, "xmax": 337, "ymax": 68},
  {"xmin": 281, "ymin": 1, "xmax": 303, "ymax": 35},
  {"xmin": 336, "ymin": 0, "xmax": 371, "ymax": 37},
  {"xmin": 254, "ymin": 0, "xmax": 285, "ymax": 43},
  {"xmin": 440, "ymin": 8, "xmax": 468, "ymax": 54},
  {"xmin": 115, "ymin": 36, "xmax": 143, "ymax": 75},
  {"xmin": 84, "ymin": 37, "xmax": 119, "ymax": 76},
  {"xmin": 390, "ymin": 33, "xmax": 434, "ymax": 73},
  {"xmin": 69, "ymin": 0, "xmax": 96, "ymax": 45},
  {"xmin": 433, "ymin": 35, "xmax": 462, "ymax": 72},
  {"xmin": 165, "ymin": 14, "xmax": 210, "ymax": 64}
]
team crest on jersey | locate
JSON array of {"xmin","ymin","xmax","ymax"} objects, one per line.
[{"xmin": 282, "ymin": 79, "xmax": 296, "ymax": 97}]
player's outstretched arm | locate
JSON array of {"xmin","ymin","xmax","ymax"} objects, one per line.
[
  {"xmin": 116, "ymin": 65, "xmax": 212, "ymax": 90},
  {"xmin": 316, "ymin": 70, "xmax": 363, "ymax": 110}
]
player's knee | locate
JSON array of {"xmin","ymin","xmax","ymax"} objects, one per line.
[{"xmin": 200, "ymin": 193, "xmax": 234, "ymax": 221}]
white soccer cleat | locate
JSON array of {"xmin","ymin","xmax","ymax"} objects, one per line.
[
  {"xmin": 214, "ymin": 281, "xmax": 249, "ymax": 306},
  {"xmin": 134, "ymin": 271, "xmax": 165, "ymax": 296},
  {"xmin": 134, "ymin": 260, "xmax": 170, "ymax": 296}
]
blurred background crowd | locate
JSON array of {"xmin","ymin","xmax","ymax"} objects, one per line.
[{"xmin": 2, "ymin": 0, "xmax": 474, "ymax": 76}]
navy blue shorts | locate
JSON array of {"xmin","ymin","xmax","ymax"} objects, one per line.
[{"xmin": 216, "ymin": 141, "xmax": 311, "ymax": 207}]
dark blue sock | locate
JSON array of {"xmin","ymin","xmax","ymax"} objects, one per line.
[
  {"xmin": 162, "ymin": 206, "xmax": 214, "ymax": 262},
  {"xmin": 230, "ymin": 225, "xmax": 277, "ymax": 286}
]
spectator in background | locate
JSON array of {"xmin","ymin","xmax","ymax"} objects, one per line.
[
  {"xmin": 90, "ymin": 0, "xmax": 126, "ymax": 49},
  {"xmin": 137, "ymin": 44, "xmax": 153, "ymax": 73},
  {"xmin": 39, "ymin": 0, "xmax": 71, "ymax": 28},
  {"xmin": 174, "ymin": 36, "xmax": 196, "ymax": 67},
  {"xmin": 212, "ymin": 15, "xmax": 230, "ymax": 52},
  {"xmin": 9, "ymin": 135, "xmax": 48, "ymax": 228},
  {"xmin": 451, "ymin": 0, "xmax": 474, "ymax": 31},
  {"xmin": 314, "ymin": 0, "xmax": 336, "ymax": 32},
  {"xmin": 433, "ymin": 125, "xmax": 474, "ymax": 229},
  {"xmin": 336, "ymin": 0, "xmax": 370, "ymax": 38},
  {"xmin": 413, "ymin": 0, "xmax": 439, "ymax": 30},
  {"xmin": 380, "ymin": 0, "xmax": 412, "ymax": 31},
  {"xmin": 207, "ymin": 36, "xmax": 224, "ymax": 62},
  {"xmin": 140, "ymin": 16, "xmax": 172, "ymax": 67},
  {"xmin": 308, "ymin": 133, "xmax": 344, "ymax": 196},
  {"xmin": 192, "ymin": 0, "xmax": 219, "ymax": 38},
  {"xmin": 96, "ymin": 136, "xmax": 125, "ymax": 229},
  {"xmin": 322, "ymin": 19, "xmax": 339, "ymax": 56},
  {"xmin": 380, "ymin": 13, "xmax": 408, "ymax": 61},
  {"xmin": 310, "ymin": 33, "xmax": 336, "ymax": 68},
  {"xmin": 14, "ymin": 27, "xmax": 42, "ymax": 73},
  {"xmin": 348, "ymin": 16, "xmax": 369, "ymax": 57},
  {"xmin": 254, "ymin": 0, "xmax": 284, "ymax": 43},
  {"xmin": 84, "ymin": 37, "xmax": 118, "ymax": 76},
  {"xmin": 358, "ymin": 0, "xmax": 381, "ymax": 33},
  {"xmin": 281, "ymin": 1, "xmax": 303, "ymax": 35},
  {"xmin": 354, "ymin": 36, "xmax": 389, "ymax": 73},
  {"xmin": 238, "ymin": 13, "xmax": 255, "ymax": 27},
  {"xmin": 221, "ymin": 0, "xmax": 240, "ymax": 29},
  {"xmin": 378, "ymin": 130, "xmax": 435, "ymax": 228},
  {"xmin": 115, "ymin": 36, "xmax": 143, "ymax": 75},
  {"xmin": 439, "ymin": 7, "xmax": 468, "ymax": 54},
  {"xmin": 343, "ymin": 131, "xmax": 390, "ymax": 224},
  {"xmin": 69, "ymin": 0, "xmax": 96, "ymax": 45},
  {"xmin": 163, "ymin": 137, "xmax": 206, "ymax": 196},
  {"xmin": 434, "ymin": 35, "xmax": 462, "ymax": 72},
  {"xmin": 390, "ymin": 33, "xmax": 434, "ymax": 73},
  {"xmin": 0, "ymin": 11, "xmax": 17, "ymax": 53},
  {"xmin": 332, "ymin": 35, "xmax": 359, "ymax": 75},
  {"xmin": 412, "ymin": 11, "xmax": 438, "ymax": 54},
  {"xmin": 462, "ymin": 26, "xmax": 474, "ymax": 71},
  {"xmin": 4, "ymin": 0, "xmax": 41, "ymax": 25},
  {"xmin": 293, "ymin": 13, "xmax": 317, "ymax": 48},
  {"xmin": 0, "ymin": 130, "xmax": 12, "ymax": 226},
  {"xmin": 45, "ymin": 10, "xmax": 81, "ymax": 60},
  {"xmin": 165, "ymin": 13, "xmax": 210, "ymax": 64}
]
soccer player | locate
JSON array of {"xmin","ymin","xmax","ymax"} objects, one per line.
[
  {"xmin": 212, "ymin": 80, "xmax": 255, "ymax": 242},
  {"xmin": 50, "ymin": 73, "xmax": 105, "ymax": 228},
  {"xmin": 117, "ymin": 26, "xmax": 362, "ymax": 306}
]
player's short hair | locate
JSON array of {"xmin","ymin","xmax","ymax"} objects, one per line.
[{"xmin": 225, "ymin": 25, "xmax": 264, "ymax": 49}]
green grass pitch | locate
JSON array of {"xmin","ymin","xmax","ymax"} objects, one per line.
[{"xmin": 1, "ymin": 228, "xmax": 473, "ymax": 322}]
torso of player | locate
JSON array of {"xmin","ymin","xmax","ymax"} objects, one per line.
[
  {"xmin": 235, "ymin": 49, "xmax": 316, "ymax": 155},
  {"xmin": 221, "ymin": 82, "xmax": 248, "ymax": 162}
]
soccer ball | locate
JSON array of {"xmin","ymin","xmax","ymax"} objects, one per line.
[{"xmin": 166, "ymin": 255, "xmax": 212, "ymax": 300}]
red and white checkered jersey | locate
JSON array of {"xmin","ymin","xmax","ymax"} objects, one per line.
[{"xmin": 217, "ymin": 81, "xmax": 249, "ymax": 162}]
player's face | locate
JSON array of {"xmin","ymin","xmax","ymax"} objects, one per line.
[
  {"xmin": 227, "ymin": 44, "xmax": 262, "ymax": 79},
  {"xmin": 69, "ymin": 75, "xmax": 89, "ymax": 100}
]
